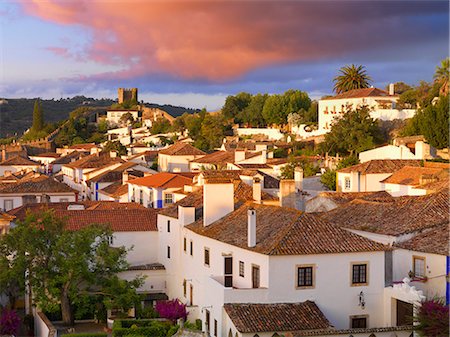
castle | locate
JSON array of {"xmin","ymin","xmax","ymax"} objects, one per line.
[{"xmin": 118, "ymin": 88, "xmax": 138, "ymax": 104}]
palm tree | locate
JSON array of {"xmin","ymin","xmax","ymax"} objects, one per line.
[
  {"xmin": 333, "ymin": 64, "xmax": 372, "ymax": 94},
  {"xmin": 433, "ymin": 58, "xmax": 449, "ymax": 96}
]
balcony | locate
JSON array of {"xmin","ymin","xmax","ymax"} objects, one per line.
[{"xmin": 209, "ymin": 276, "xmax": 269, "ymax": 303}]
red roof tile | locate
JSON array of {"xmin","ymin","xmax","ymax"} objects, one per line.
[
  {"xmin": 0, "ymin": 155, "xmax": 40, "ymax": 166},
  {"xmin": 159, "ymin": 142, "xmax": 206, "ymax": 156},
  {"xmin": 224, "ymin": 301, "xmax": 332, "ymax": 333},
  {"xmin": 323, "ymin": 87, "xmax": 397, "ymax": 100},
  {"xmin": 0, "ymin": 175, "xmax": 76, "ymax": 194},
  {"xmin": 129, "ymin": 172, "xmax": 193, "ymax": 189},
  {"xmin": 381, "ymin": 166, "xmax": 444, "ymax": 186},
  {"xmin": 64, "ymin": 152, "xmax": 124, "ymax": 169},
  {"xmin": 338, "ymin": 159, "xmax": 421, "ymax": 174},
  {"xmin": 394, "ymin": 224, "xmax": 448, "ymax": 256}
]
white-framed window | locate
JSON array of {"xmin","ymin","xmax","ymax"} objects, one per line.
[
  {"xmin": 345, "ymin": 177, "xmax": 351, "ymax": 190},
  {"xmin": 164, "ymin": 193, "xmax": 173, "ymax": 205},
  {"xmin": 413, "ymin": 256, "xmax": 426, "ymax": 277},
  {"xmin": 4, "ymin": 199, "xmax": 13, "ymax": 211},
  {"xmin": 239, "ymin": 261, "xmax": 245, "ymax": 277}
]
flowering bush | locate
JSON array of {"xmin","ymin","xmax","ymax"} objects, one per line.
[
  {"xmin": 0, "ymin": 308, "xmax": 21, "ymax": 336},
  {"xmin": 414, "ymin": 299, "xmax": 449, "ymax": 337},
  {"xmin": 155, "ymin": 299, "xmax": 188, "ymax": 322}
]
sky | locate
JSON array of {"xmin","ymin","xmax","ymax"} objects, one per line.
[{"xmin": 0, "ymin": 0, "xmax": 448, "ymax": 110}]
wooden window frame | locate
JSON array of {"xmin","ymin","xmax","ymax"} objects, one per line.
[
  {"xmin": 350, "ymin": 262, "xmax": 369, "ymax": 286},
  {"xmin": 190, "ymin": 240, "xmax": 193, "ymax": 256},
  {"xmin": 204, "ymin": 247, "xmax": 210, "ymax": 267},
  {"xmin": 167, "ymin": 220, "xmax": 171, "ymax": 233},
  {"xmin": 167, "ymin": 245, "xmax": 171, "ymax": 259},
  {"xmin": 349, "ymin": 315, "xmax": 369, "ymax": 329},
  {"xmin": 183, "ymin": 237, "xmax": 187, "ymax": 252},
  {"xmin": 295, "ymin": 264, "xmax": 316, "ymax": 289},
  {"xmin": 239, "ymin": 261, "xmax": 245, "ymax": 277},
  {"xmin": 412, "ymin": 255, "xmax": 426, "ymax": 279}
]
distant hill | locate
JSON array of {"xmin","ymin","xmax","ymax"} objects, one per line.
[{"xmin": 0, "ymin": 96, "xmax": 199, "ymax": 138}]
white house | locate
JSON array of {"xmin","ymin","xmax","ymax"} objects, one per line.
[
  {"xmin": 97, "ymin": 182, "xmax": 129, "ymax": 202},
  {"xmin": 128, "ymin": 172, "xmax": 195, "ymax": 208},
  {"xmin": 318, "ymin": 87, "xmax": 415, "ymax": 134},
  {"xmin": 158, "ymin": 142, "xmax": 206, "ymax": 172},
  {"xmin": 29, "ymin": 152, "xmax": 61, "ymax": 174},
  {"xmin": 0, "ymin": 156, "xmax": 40, "ymax": 177},
  {"xmin": 336, "ymin": 159, "xmax": 421, "ymax": 192},
  {"xmin": 0, "ymin": 174, "xmax": 77, "ymax": 211},
  {"xmin": 155, "ymin": 178, "xmax": 420, "ymax": 336},
  {"xmin": 106, "ymin": 109, "xmax": 140, "ymax": 127}
]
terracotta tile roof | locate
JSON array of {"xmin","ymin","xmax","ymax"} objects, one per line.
[
  {"xmin": 0, "ymin": 170, "xmax": 37, "ymax": 183},
  {"xmin": 394, "ymin": 224, "xmax": 449, "ymax": 256},
  {"xmin": 380, "ymin": 166, "xmax": 444, "ymax": 186},
  {"xmin": 223, "ymin": 141, "xmax": 256, "ymax": 151},
  {"xmin": 190, "ymin": 151, "xmax": 234, "ymax": 166},
  {"xmin": 128, "ymin": 150, "xmax": 159, "ymax": 162},
  {"xmin": 159, "ymin": 142, "xmax": 206, "ymax": 156},
  {"xmin": 338, "ymin": 159, "xmax": 421, "ymax": 174},
  {"xmin": 52, "ymin": 151, "xmax": 84, "ymax": 165},
  {"xmin": 323, "ymin": 87, "xmax": 397, "ymax": 100},
  {"xmin": 129, "ymin": 172, "xmax": 193, "ymax": 189},
  {"xmin": 186, "ymin": 203, "xmax": 387, "ymax": 255},
  {"xmin": 293, "ymin": 326, "xmax": 411, "ymax": 337},
  {"xmin": 31, "ymin": 152, "xmax": 61, "ymax": 158},
  {"xmin": 8, "ymin": 202, "xmax": 157, "ymax": 232},
  {"xmin": 314, "ymin": 191, "xmax": 393, "ymax": 205},
  {"xmin": 99, "ymin": 182, "xmax": 128, "ymax": 198},
  {"xmin": 200, "ymin": 170, "xmax": 242, "ymax": 180},
  {"xmin": 86, "ymin": 162, "xmax": 139, "ymax": 184},
  {"xmin": 64, "ymin": 153, "xmax": 124, "ymax": 169},
  {"xmin": 224, "ymin": 301, "xmax": 332, "ymax": 333},
  {"xmin": 68, "ymin": 143, "xmax": 98, "ymax": 150},
  {"xmin": 235, "ymin": 163, "xmax": 271, "ymax": 169},
  {"xmin": 0, "ymin": 155, "xmax": 40, "ymax": 166},
  {"xmin": 0, "ymin": 175, "xmax": 76, "ymax": 194},
  {"xmin": 159, "ymin": 180, "xmax": 277, "ymax": 218},
  {"xmin": 319, "ymin": 190, "xmax": 449, "ymax": 236}
]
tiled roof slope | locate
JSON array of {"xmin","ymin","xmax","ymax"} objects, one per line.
[
  {"xmin": 52, "ymin": 151, "xmax": 85, "ymax": 165},
  {"xmin": 395, "ymin": 223, "xmax": 448, "ymax": 256},
  {"xmin": 64, "ymin": 153, "xmax": 124, "ymax": 169},
  {"xmin": 86, "ymin": 162, "xmax": 139, "ymax": 184},
  {"xmin": 129, "ymin": 172, "xmax": 193, "ymax": 188},
  {"xmin": 338, "ymin": 160, "xmax": 421, "ymax": 174},
  {"xmin": 189, "ymin": 151, "xmax": 234, "ymax": 165},
  {"xmin": 99, "ymin": 182, "xmax": 129, "ymax": 197},
  {"xmin": 8, "ymin": 202, "xmax": 157, "ymax": 232},
  {"xmin": 319, "ymin": 190, "xmax": 449, "ymax": 236},
  {"xmin": 224, "ymin": 301, "xmax": 332, "ymax": 333},
  {"xmin": 186, "ymin": 203, "xmax": 386, "ymax": 255},
  {"xmin": 314, "ymin": 191, "xmax": 393, "ymax": 205},
  {"xmin": 323, "ymin": 87, "xmax": 396, "ymax": 100},
  {"xmin": 160, "ymin": 180, "xmax": 277, "ymax": 218},
  {"xmin": 0, "ymin": 155, "xmax": 39, "ymax": 166},
  {"xmin": 381, "ymin": 166, "xmax": 444, "ymax": 186},
  {"xmin": 0, "ymin": 175, "xmax": 76, "ymax": 194},
  {"xmin": 159, "ymin": 142, "xmax": 206, "ymax": 156}
]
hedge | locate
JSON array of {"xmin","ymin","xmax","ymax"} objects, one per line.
[
  {"xmin": 61, "ymin": 333, "xmax": 107, "ymax": 337},
  {"xmin": 112, "ymin": 319, "xmax": 172, "ymax": 337}
]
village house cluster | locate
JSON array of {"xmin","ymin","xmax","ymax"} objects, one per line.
[{"xmin": 0, "ymin": 87, "xmax": 448, "ymax": 337}]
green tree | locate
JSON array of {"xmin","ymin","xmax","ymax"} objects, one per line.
[
  {"xmin": 150, "ymin": 117, "xmax": 171, "ymax": 134},
  {"xmin": 320, "ymin": 156, "xmax": 359, "ymax": 190},
  {"xmin": 119, "ymin": 112, "xmax": 135, "ymax": 125},
  {"xmin": 0, "ymin": 210, "xmax": 142, "ymax": 325},
  {"xmin": 31, "ymin": 99, "xmax": 44, "ymax": 132},
  {"xmin": 417, "ymin": 95, "xmax": 449, "ymax": 149},
  {"xmin": 240, "ymin": 94, "xmax": 267, "ymax": 127},
  {"xmin": 434, "ymin": 57, "xmax": 449, "ymax": 96},
  {"xmin": 262, "ymin": 94, "xmax": 284, "ymax": 125},
  {"xmin": 321, "ymin": 105, "xmax": 383, "ymax": 156},
  {"xmin": 103, "ymin": 141, "xmax": 127, "ymax": 156},
  {"xmin": 385, "ymin": 82, "xmax": 412, "ymax": 95},
  {"xmin": 280, "ymin": 156, "xmax": 319, "ymax": 180},
  {"xmin": 222, "ymin": 92, "xmax": 252, "ymax": 122},
  {"xmin": 333, "ymin": 64, "xmax": 372, "ymax": 94}
]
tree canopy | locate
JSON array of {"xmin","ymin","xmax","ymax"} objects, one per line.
[
  {"xmin": 333, "ymin": 64, "xmax": 372, "ymax": 94},
  {"xmin": 0, "ymin": 210, "xmax": 142, "ymax": 325}
]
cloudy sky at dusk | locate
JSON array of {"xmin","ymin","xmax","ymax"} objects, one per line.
[{"xmin": 1, "ymin": 0, "xmax": 448, "ymax": 109}]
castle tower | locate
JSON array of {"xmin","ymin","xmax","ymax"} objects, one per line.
[{"xmin": 118, "ymin": 88, "xmax": 138, "ymax": 104}]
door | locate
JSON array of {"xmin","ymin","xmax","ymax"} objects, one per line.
[
  {"xmin": 396, "ymin": 299, "xmax": 413, "ymax": 326},
  {"xmin": 224, "ymin": 256, "xmax": 233, "ymax": 288},
  {"xmin": 205, "ymin": 309, "xmax": 210, "ymax": 336},
  {"xmin": 252, "ymin": 265, "xmax": 260, "ymax": 288}
]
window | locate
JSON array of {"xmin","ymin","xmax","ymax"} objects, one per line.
[
  {"xmin": 164, "ymin": 193, "xmax": 173, "ymax": 205},
  {"xmin": 252, "ymin": 265, "xmax": 260, "ymax": 288},
  {"xmin": 239, "ymin": 261, "xmax": 245, "ymax": 277},
  {"xmin": 204, "ymin": 248, "xmax": 210, "ymax": 266},
  {"xmin": 139, "ymin": 190, "xmax": 143, "ymax": 204},
  {"xmin": 189, "ymin": 284, "xmax": 194, "ymax": 305},
  {"xmin": 190, "ymin": 240, "xmax": 193, "ymax": 256},
  {"xmin": 224, "ymin": 256, "xmax": 233, "ymax": 287},
  {"xmin": 183, "ymin": 237, "xmax": 187, "ymax": 252},
  {"xmin": 59, "ymin": 198, "xmax": 69, "ymax": 202},
  {"xmin": 167, "ymin": 246, "xmax": 171, "ymax": 259},
  {"xmin": 214, "ymin": 319, "xmax": 217, "ymax": 336},
  {"xmin": 350, "ymin": 316, "xmax": 367, "ymax": 328},
  {"xmin": 324, "ymin": 107, "xmax": 329, "ymax": 114},
  {"xmin": 296, "ymin": 265, "xmax": 315, "ymax": 288},
  {"xmin": 413, "ymin": 256, "xmax": 426, "ymax": 278},
  {"xmin": 108, "ymin": 235, "xmax": 114, "ymax": 245},
  {"xmin": 352, "ymin": 263, "xmax": 368, "ymax": 285},
  {"xmin": 183, "ymin": 279, "xmax": 186, "ymax": 297},
  {"xmin": 4, "ymin": 199, "xmax": 13, "ymax": 211},
  {"xmin": 167, "ymin": 220, "xmax": 171, "ymax": 233},
  {"xmin": 345, "ymin": 177, "xmax": 351, "ymax": 190},
  {"xmin": 205, "ymin": 310, "xmax": 210, "ymax": 335}
]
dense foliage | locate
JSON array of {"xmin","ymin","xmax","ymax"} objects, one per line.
[
  {"xmin": 320, "ymin": 105, "xmax": 383, "ymax": 156},
  {"xmin": 103, "ymin": 141, "xmax": 128, "ymax": 156},
  {"xmin": 0, "ymin": 308, "xmax": 21, "ymax": 336},
  {"xmin": 112, "ymin": 319, "xmax": 172, "ymax": 337},
  {"xmin": 155, "ymin": 299, "xmax": 188, "ymax": 322},
  {"xmin": 333, "ymin": 64, "xmax": 372, "ymax": 94},
  {"xmin": 280, "ymin": 156, "xmax": 320, "ymax": 180},
  {"xmin": 0, "ymin": 210, "xmax": 143, "ymax": 326},
  {"xmin": 320, "ymin": 156, "xmax": 359, "ymax": 191},
  {"xmin": 414, "ymin": 299, "xmax": 449, "ymax": 337}
]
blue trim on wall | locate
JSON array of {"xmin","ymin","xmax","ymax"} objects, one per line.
[
  {"xmin": 157, "ymin": 200, "xmax": 163, "ymax": 208},
  {"xmin": 446, "ymin": 256, "xmax": 449, "ymax": 305}
]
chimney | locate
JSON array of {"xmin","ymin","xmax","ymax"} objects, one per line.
[
  {"xmin": 122, "ymin": 170, "xmax": 129, "ymax": 184},
  {"xmin": 247, "ymin": 208, "xmax": 256, "ymax": 247},
  {"xmin": 280, "ymin": 180, "xmax": 296, "ymax": 209},
  {"xmin": 294, "ymin": 167, "xmax": 304, "ymax": 192},
  {"xmin": 295, "ymin": 191, "xmax": 306, "ymax": 212},
  {"xmin": 179, "ymin": 206, "xmax": 196, "ymax": 226},
  {"xmin": 90, "ymin": 147, "xmax": 99, "ymax": 155},
  {"xmin": 253, "ymin": 177, "xmax": 262, "ymax": 204},
  {"xmin": 203, "ymin": 179, "xmax": 234, "ymax": 226},
  {"xmin": 234, "ymin": 150, "xmax": 246, "ymax": 163},
  {"xmin": 389, "ymin": 83, "xmax": 395, "ymax": 95}
]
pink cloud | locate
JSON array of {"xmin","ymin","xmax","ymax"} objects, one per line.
[{"xmin": 20, "ymin": 1, "xmax": 444, "ymax": 81}]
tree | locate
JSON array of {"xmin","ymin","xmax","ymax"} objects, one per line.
[
  {"xmin": 320, "ymin": 156, "xmax": 359, "ymax": 190},
  {"xmin": 434, "ymin": 58, "xmax": 449, "ymax": 96},
  {"xmin": 0, "ymin": 309, "xmax": 21, "ymax": 336},
  {"xmin": 155, "ymin": 299, "xmax": 188, "ymax": 323},
  {"xmin": 414, "ymin": 299, "xmax": 449, "ymax": 337},
  {"xmin": 280, "ymin": 156, "xmax": 319, "ymax": 180},
  {"xmin": 385, "ymin": 82, "xmax": 412, "ymax": 95},
  {"xmin": 103, "ymin": 141, "xmax": 127, "ymax": 156},
  {"xmin": 0, "ymin": 210, "xmax": 142, "ymax": 326},
  {"xmin": 222, "ymin": 92, "xmax": 252, "ymax": 122},
  {"xmin": 416, "ymin": 95, "xmax": 449, "ymax": 149},
  {"xmin": 240, "ymin": 94, "xmax": 267, "ymax": 127},
  {"xmin": 150, "ymin": 117, "xmax": 171, "ymax": 134},
  {"xmin": 333, "ymin": 64, "xmax": 372, "ymax": 94},
  {"xmin": 119, "ymin": 112, "xmax": 135, "ymax": 125},
  {"xmin": 321, "ymin": 105, "xmax": 383, "ymax": 156},
  {"xmin": 31, "ymin": 99, "xmax": 44, "ymax": 132}
]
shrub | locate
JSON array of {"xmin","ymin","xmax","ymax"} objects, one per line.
[
  {"xmin": 112, "ymin": 320, "xmax": 172, "ymax": 337},
  {"xmin": 0, "ymin": 309, "xmax": 21, "ymax": 336},
  {"xmin": 61, "ymin": 333, "xmax": 107, "ymax": 337},
  {"xmin": 155, "ymin": 299, "xmax": 188, "ymax": 322},
  {"xmin": 166, "ymin": 324, "xmax": 179, "ymax": 337},
  {"xmin": 414, "ymin": 298, "xmax": 449, "ymax": 337}
]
